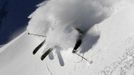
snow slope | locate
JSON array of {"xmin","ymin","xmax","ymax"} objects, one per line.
[{"xmin": 0, "ymin": 0, "xmax": 134, "ymax": 75}]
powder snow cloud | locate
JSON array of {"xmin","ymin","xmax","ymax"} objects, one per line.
[{"xmin": 27, "ymin": 0, "xmax": 122, "ymax": 51}]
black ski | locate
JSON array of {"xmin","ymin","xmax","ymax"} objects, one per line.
[
  {"xmin": 33, "ymin": 40, "xmax": 45, "ymax": 55},
  {"xmin": 41, "ymin": 48, "xmax": 53, "ymax": 60},
  {"xmin": 72, "ymin": 28, "xmax": 83, "ymax": 53},
  {"xmin": 72, "ymin": 38, "xmax": 82, "ymax": 53}
]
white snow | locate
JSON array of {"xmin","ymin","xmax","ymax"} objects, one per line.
[{"xmin": 0, "ymin": 0, "xmax": 134, "ymax": 75}]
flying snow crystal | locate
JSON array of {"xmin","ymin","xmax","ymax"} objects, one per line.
[{"xmin": 27, "ymin": 0, "xmax": 120, "ymax": 62}]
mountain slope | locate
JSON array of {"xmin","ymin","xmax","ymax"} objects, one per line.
[{"xmin": 0, "ymin": 1, "xmax": 134, "ymax": 75}]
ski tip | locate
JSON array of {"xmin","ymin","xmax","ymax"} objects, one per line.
[
  {"xmin": 28, "ymin": 32, "xmax": 30, "ymax": 35},
  {"xmin": 33, "ymin": 47, "xmax": 40, "ymax": 55},
  {"xmin": 41, "ymin": 54, "xmax": 47, "ymax": 61},
  {"xmin": 33, "ymin": 51, "xmax": 36, "ymax": 55},
  {"xmin": 72, "ymin": 50, "xmax": 75, "ymax": 53},
  {"xmin": 72, "ymin": 49, "xmax": 77, "ymax": 53},
  {"xmin": 41, "ymin": 56, "xmax": 45, "ymax": 61}
]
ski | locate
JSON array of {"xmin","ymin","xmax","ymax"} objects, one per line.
[
  {"xmin": 33, "ymin": 40, "xmax": 45, "ymax": 55},
  {"xmin": 72, "ymin": 28, "xmax": 84, "ymax": 53},
  {"xmin": 72, "ymin": 38, "xmax": 82, "ymax": 53},
  {"xmin": 41, "ymin": 48, "xmax": 53, "ymax": 60}
]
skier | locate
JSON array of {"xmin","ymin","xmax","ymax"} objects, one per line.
[{"xmin": 27, "ymin": 0, "xmax": 112, "ymax": 61}]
